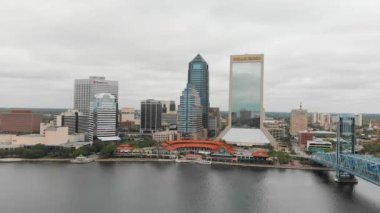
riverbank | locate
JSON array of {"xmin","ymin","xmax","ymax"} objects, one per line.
[
  {"xmin": 0, "ymin": 158, "xmax": 71, "ymax": 162},
  {"xmin": 0, "ymin": 157, "xmax": 333, "ymax": 171}
]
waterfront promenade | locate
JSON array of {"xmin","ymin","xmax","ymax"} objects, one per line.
[{"xmin": 0, "ymin": 157, "xmax": 333, "ymax": 171}]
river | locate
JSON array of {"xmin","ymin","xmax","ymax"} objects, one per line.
[{"xmin": 0, "ymin": 162, "xmax": 379, "ymax": 213}]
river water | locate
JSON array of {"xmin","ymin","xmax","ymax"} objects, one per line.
[{"xmin": 0, "ymin": 162, "xmax": 379, "ymax": 213}]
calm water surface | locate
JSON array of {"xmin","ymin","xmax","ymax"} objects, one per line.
[{"xmin": 0, "ymin": 162, "xmax": 379, "ymax": 213}]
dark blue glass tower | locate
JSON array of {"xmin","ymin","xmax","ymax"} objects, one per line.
[{"xmin": 188, "ymin": 54, "xmax": 209, "ymax": 130}]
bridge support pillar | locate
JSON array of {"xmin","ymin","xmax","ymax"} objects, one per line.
[{"xmin": 335, "ymin": 171, "xmax": 358, "ymax": 184}]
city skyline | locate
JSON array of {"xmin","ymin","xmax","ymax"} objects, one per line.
[{"xmin": 1, "ymin": 0, "xmax": 380, "ymax": 113}]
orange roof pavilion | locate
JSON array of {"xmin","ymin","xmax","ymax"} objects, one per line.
[{"xmin": 161, "ymin": 140, "xmax": 235, "ymax": 154}]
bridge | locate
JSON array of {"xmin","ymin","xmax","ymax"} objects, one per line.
[
  {"xmin": 311, "ymin": 152, "xmax": 380, "ymax": 186},
  {"xmin": 309, "ymin": 116, "xmax": 380, "ymax": 187}
]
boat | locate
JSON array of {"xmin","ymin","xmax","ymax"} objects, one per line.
[
  {"xmin": 70, "ymin": 155, "xmax": 93, "ymax": 164},
  {"xmin": 175, "ymin": 158, "xmax": 194, "ymax": 163},
  {"xmin": 197, "ymin": 160, "xmax": 212, "ymax": 165},
  {"xmin": 175, "ymin": 157, "xmax": 212, "ymax": 165}
]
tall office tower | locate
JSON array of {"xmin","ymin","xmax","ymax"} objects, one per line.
[
  {"xmin": 88, "ymin": 93, "xmax": 117, "ymax": 142},
  {"xmin": 312, "ymin": 112, "xmax": 319, "ymax": 124},
  {"xmin": 355, "ymin": 114, "xmax": 363, "ymax": 127},
  {"xmin": 221, "ymin": 54, "xmax": 270, "ymax": 146},
  {"xmin": 161, "ymin": 100, "xmax": 177, "ymax": 128},
  {"xmin": 74, "ymin": 76, "xmax": 118, "ymax": 116},
  {"xmin": 177, "ymin": 84, "xmax": 203, "ymax": 140},
  {"xmin": 140, "ymin": 99, "xmax": 162, "ymax": 133},
  {"xmin": 290, "ymin": 103, "xmax": 308, "ymax": 136},
  {"xmin": 208, "ymin": 107, "xmax": 221, "ymax": 138},
  {"xmin": 188, "ymin": 54, "xmax": 209, "ymax": 129},
  {"xmin": 56, "ymin": 109, "xmax": 88, "ymax": 135}
]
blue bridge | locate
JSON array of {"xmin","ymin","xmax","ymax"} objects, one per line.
[
  {"xmin": 311, "ymin": 152, "xmax": 380, "ymax": 186},
  {"xmin": 307, "ymin": 115, "xmax": 380, "ymax": 187}
]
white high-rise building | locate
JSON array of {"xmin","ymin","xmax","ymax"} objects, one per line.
[
  {"xmin": 74, "ymin": 76, "xmax": 118, "ymax": 116},
  {"xmin": 355, "ymin": 114, "xmax": 363, "ymax": 127},
  {"xmin": 88, "ymin": 93, "xmax": 117, "ymax": 142}
]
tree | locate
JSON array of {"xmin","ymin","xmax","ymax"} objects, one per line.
[{"xmin": 100, "ymin": 144, "xmax": 117, "ymax": 157}]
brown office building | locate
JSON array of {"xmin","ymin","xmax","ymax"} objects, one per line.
[
  {"xmin": 0, "ymin": 109, "xmax": 42, "ymax": 133},
  {"xmin": 299, "ymin": 131, "xmax": 314, "ymax": 147},
  {"xmin": 290, "ymin": 104, "xmax": 308, "ymax": 136}
]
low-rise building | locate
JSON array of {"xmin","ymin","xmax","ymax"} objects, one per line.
[
  {"xmin": 299, "ymin": 131, "xmax": 314, "ymax": 147},
  {"xmin": 116, "ymin": 144, "xmax": 134, "ymax": 153},
  {"xmin": 267, "ymin": 128, "xmax": 286, "ymax": 141},
  {"xmin": 208, "ymin": 107, "xmax": 221, "ymax": 138},
  {"xmin": 0, "ymin": 127, "xmax": 86, "ymax": 148},
  {"xmin": 0, "ymin": 109, "xmax": 42, "ymax": 134},
  {"xmin": 306, "ymin": 139, "xmax": 332, "ymax": 153},
  {"xmin": 152, "ymin": 130, "xmax": 178, "ymax": 142}
]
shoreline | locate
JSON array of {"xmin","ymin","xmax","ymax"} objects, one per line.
[{"xmin": 0, "ymin": 157, "xmax": 334, "ymax": 171}]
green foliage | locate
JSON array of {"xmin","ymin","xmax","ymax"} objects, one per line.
[
  {"xmin": 264, "ymin": 144, "xmax": 274, "ymax": 151},
  {"xmin": 126, "ymin": 137, "xmax": 157, "ymax": 148},
  {"xmin": 363, "ymin": 143, "xmax": 380, "ymax": 154},
  {"xmin": 0, "ymin": 141, "xmax": 121, "ymax": 159},
  {"xmin": 269, "ymin": 150, "xmax": 291, "ymax": 164},
  {"xmin": 100, "ymin": 144, "xmax": 117, "ymax": 157}
]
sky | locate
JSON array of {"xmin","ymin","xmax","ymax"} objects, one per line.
[{"xmin": 1, "ymin": 0, "xmax": 380, "ymax": 113}]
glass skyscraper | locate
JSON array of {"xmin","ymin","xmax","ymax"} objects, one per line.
[
  {"xmin": 140, "ymin": 99, "xmax": 162, "ymax": 133},
  {"xmin": 221, "ymin": 54, "xmax": 271, "ymax": 146},
  {"xmin": 188, "ymin": 54, "xmax": 209, "ymax": 130},
  {"xmin": 88, "ymin": 93, "xmax": 117, "ymax": 142},
  {"xmin": 177, "ymin": 84, "xmax": 203, "ymax": 140},
  {"xmin": 229, "ymin": 54, "xmax": 264, "ymax": 129}
]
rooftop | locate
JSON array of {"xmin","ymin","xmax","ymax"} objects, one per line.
[
  {"xmin": 222, "ymin": 128, "xmax": 270, "ymax": 146},
  {"xmin": 98, "ymin": 136, "xmax": 121, "ymax": 142}
]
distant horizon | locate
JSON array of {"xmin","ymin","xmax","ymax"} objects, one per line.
[{"xmin": 1, "ymin": 107, "xmax": 379, "ymax": 115}]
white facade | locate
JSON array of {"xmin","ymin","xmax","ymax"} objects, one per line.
[
  {"xmin": 355, "ymin": 114, "xmax": 363, "ymax": 127},
  {"xmin": 160, "ymin": 100, "xmax": 176, "ymax": 114},
  {"xmin": 152, "ymin": 130, "xmax": 178, "ymax": 142},
  {"xmin": 89, "ymin": 93, "xmax": 117, "ymax": 141},
  {"xmin": 121, "ymin": 107, "xmax": 135, "ymax": 122},
  {"xmin": 0, "ymin": 127, "xmax": 83, "ymax": 146},
  {"xmin": 74, "ymin": 76, "xmax": 118, "ymax": 116},
  {"xmin": 306, "ymin": 139, "xmax": 332, "ymax": 151}
]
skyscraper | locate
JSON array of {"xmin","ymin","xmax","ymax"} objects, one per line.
[
  {"xmin": 74, "ymin": 76, "xmax": 118, "ymax": 116},
  {"xmin": 56, "ymin": 109, "xmax": 88, "ymax": 135},
  {"xmin": 188, "ymin": 54, "xmax": 209, "ymax": 130},
  {"xmin": 160, "ymin": 100, "xmax": 176, "ymax": 114},
  {"xmin": 208, "ymin": 107, "xmax": 221, "ymax": 138},
  {"xmin": 221, "ymin": 54, "xmax": 271, "ymax": 146},
  {"xmin": 355, "ymin": 114, "xmax": 363, "ymax": 127},
  {"xmin": 88, "ymin": 93, "xmax": 118, "ymax": 141},
  {"xmin": 177, "ymin": 84, "xmax": 203, "ymax": 140},
  {"xmin": 140, "ymin": 99, "xmax": 162, "ymax": 133},
  {"xmin": 290, "ymin": 103, "xmax": 308, "ymax": 136}
]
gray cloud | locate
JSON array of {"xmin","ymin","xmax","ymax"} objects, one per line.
[{"xmin": 0, "ymin": 0, "xmax": 380, "ymax": 113}]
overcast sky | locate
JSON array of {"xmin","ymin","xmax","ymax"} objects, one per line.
[{"xmin": 1, "ymin": 0, "xmax": 379, "ymax": 113}]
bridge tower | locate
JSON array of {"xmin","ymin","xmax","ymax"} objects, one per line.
[{"xmin": 335, "ymin": 115, "xmax": 358, "ymax": 184}]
